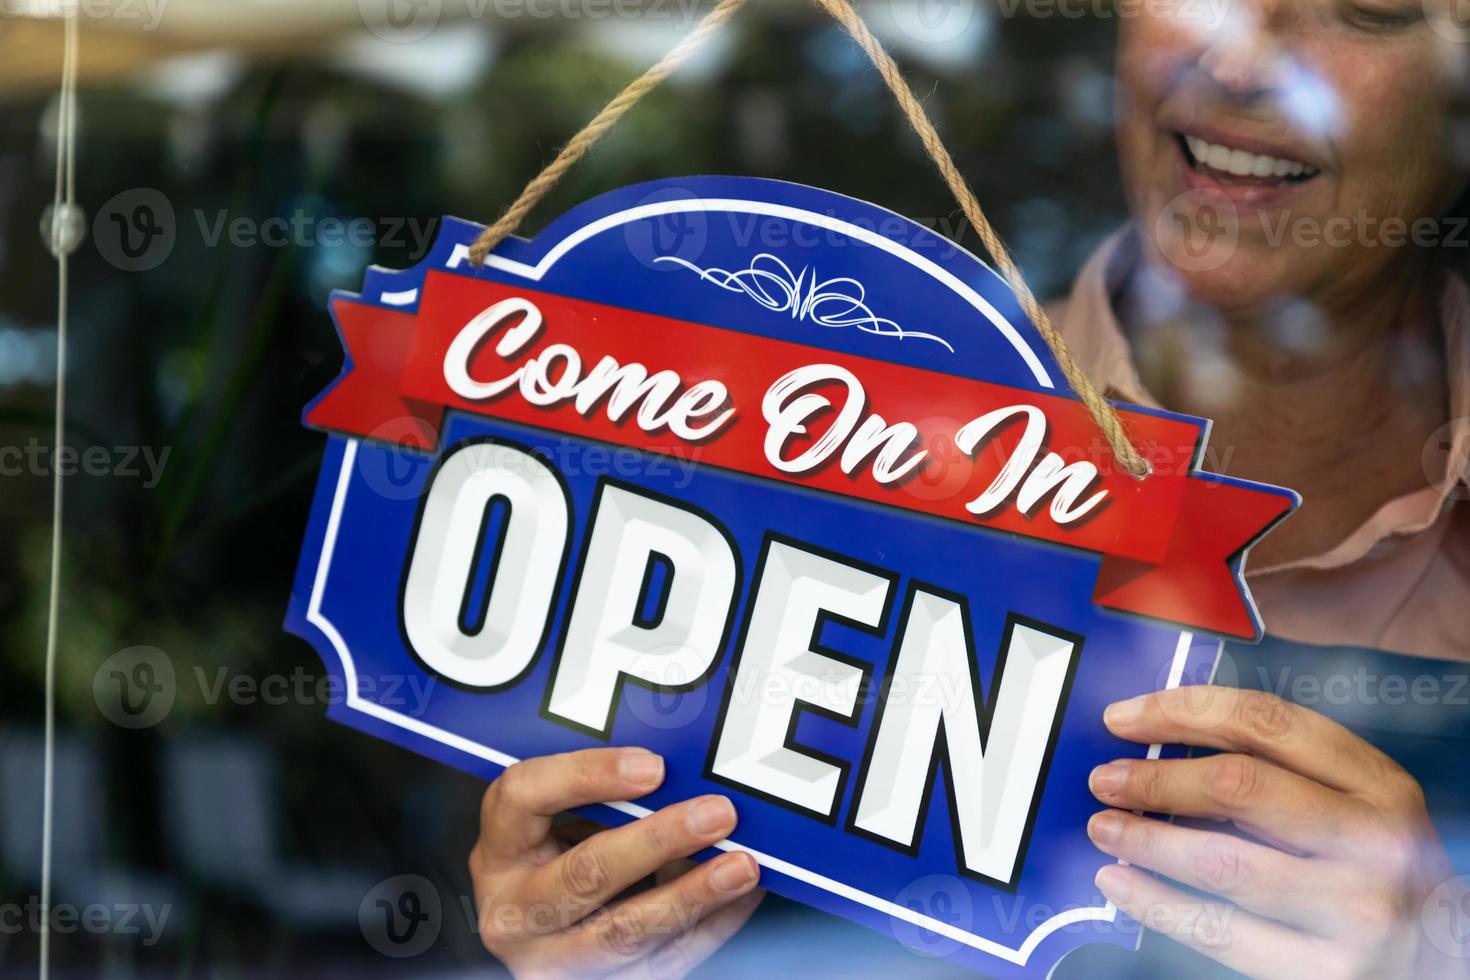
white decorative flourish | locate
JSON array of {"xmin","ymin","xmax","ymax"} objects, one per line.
[{"xmin": 654, "ymin": 252, "xmax": 955, "ymax": 353}]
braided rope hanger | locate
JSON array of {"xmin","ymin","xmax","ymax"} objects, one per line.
[{"xmin": 467, "ymin": 0, "xmax": 1148, "ymax": 477}]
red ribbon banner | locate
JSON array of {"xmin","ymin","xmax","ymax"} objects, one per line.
[{"xmin": 307, "ymin": 271, "xmax": 1292, "ymax": 639}]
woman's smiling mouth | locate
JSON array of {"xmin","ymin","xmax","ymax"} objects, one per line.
[
  {"xmin": 1171, "ymin": 127, "xmax": 1325, "ymax": 209},
  {"xmin": 1180, "ymin": 133, "xmax": 1320, "ymax": 183}
]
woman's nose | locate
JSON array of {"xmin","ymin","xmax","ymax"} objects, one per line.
[{"xmin": 1196, "ymin": 3, "xmax": 1289, "ymax": 105}]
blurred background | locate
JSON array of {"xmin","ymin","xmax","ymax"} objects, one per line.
[{"xmin": 0, "ymin": 1, "xmax": 1128, "ymax": 975}]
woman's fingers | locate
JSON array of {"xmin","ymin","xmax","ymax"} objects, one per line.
[
  {"xmin": 1094, "ymin": 864, "xmax": 1318, "ymax": 980},
  {"xmin": 548, "ymin": 852, "xmax": 762, "ymax": 976},
  {"xmin": 477, "ymin": 748, "xmax": 666, "ymax": 861},
  {"xmin": 655, "ymin": 858, "xmax": 697, "ymax": 887},
  {"xmin": 610, "ymin": 887, "xmax": 767, "ymax": 980},
  {"xmin": 1088, "ymin": 753, "xmax": 1373, "ymax": 857},
  {"xmin": 1087, "ymin": 809, "xmax": 1343, "ymax": 934},
  {"xmin": 518, "ymin": 795, "xmax": 740, "ymax": 922},
  {"xmin": 470, "ymin": 750, "xmax": 762, "ymax": 977},
  {"xmin": 1104, "ymin": 688, "xmax": 1407, "ymax": 803}
]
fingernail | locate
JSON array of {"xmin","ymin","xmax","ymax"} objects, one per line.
[
  {"xmin": 619, "ymin": 750, "xmax": 664, "ymax": 787},
  {"xmin": 1090, "ymin": 762, "xmax": 1128, "ymax": 797},
  {"xmin": 1104, "ymin": 697, "xmax": 1145, "ymax": 729},
  {"xmin": 1088, "ymin": 810, "xmax": 1124, "ymax": 846},
  {"xmin": 1095, "ymin": 864, "xmax": 1131, "ymax": 902},
  {"xmin": 709, "ymin": 854, "xmax": 757, "ymax": 893},
  {"xmin": 688, "ymin": 796, "xmax": 736, "ymax": 837}
]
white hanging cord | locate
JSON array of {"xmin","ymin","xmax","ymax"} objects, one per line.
[{"xmin": 40, "ymin": 5, "xmax": 82, "ymax": 980}]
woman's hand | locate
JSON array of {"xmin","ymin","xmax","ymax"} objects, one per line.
[
  {"xmin": 468, "ymin": 747, "xmax": 765, "ymax": 979},
  {"xmin": 1088, "ymin": 686, "xmax": 1467, "ymax": 980}
]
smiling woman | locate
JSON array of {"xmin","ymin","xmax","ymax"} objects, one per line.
[
  {"xmin": 1097, "ymin": 0, "xmax": 1467, "ymax": 606},
  {"xmin": 1039, "ymin": 2, "xmax": 1470, "ymax": 977},
  {"xmin": 1117, "ymin": 0, "xmax": 1466, "ymax": 313}
]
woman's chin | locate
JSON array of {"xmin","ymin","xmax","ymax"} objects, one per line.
[
  {"xmin": 1150, "ymin": 253, "xmax": 1308, "ymax": 318},
  {"xmin": 1182, "ymin": 274, "xmax": 1277, "ymax": 315}
]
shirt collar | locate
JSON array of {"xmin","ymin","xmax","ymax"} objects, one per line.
[{"xmin": 1057, "ymin": 226, "xmax": 1470, "ymax": 574}]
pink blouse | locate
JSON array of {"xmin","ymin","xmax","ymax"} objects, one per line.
[{"xmin": 1050, "ymin": 230, "xmax": 1470, "ymax": 663}]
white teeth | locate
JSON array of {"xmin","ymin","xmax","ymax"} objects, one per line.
[
  {"xmin": 1182, "ymin": 134, "xmax": 1318, "ymax": 180},
  {"xmin": 1207, "ymin": 143, "xmax": 1233, "ymax": 172}
]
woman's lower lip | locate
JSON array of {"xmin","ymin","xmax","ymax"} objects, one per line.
[{"xmin": 1173, "ymin": 140, "xmax": 1316, "ymax": 211}]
